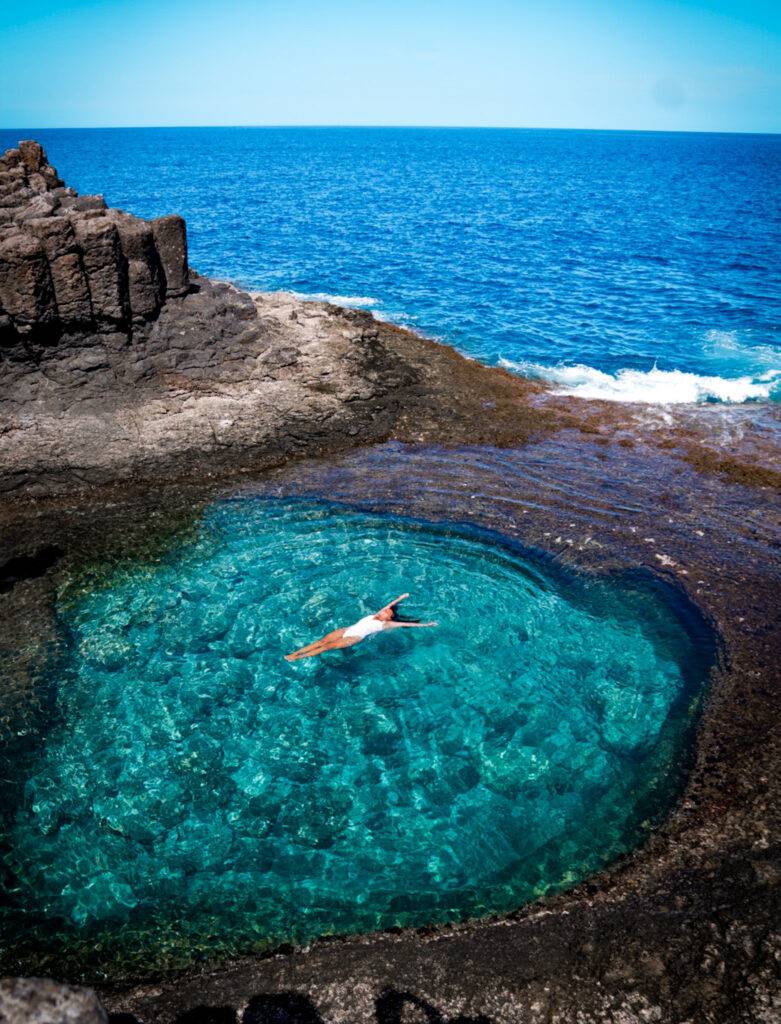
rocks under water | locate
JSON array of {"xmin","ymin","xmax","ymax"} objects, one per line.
[{"xmin": 2, "ymin": 500, "xmax": 710, "ymax": 971}]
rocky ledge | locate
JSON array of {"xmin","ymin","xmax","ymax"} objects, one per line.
[
  {"xmin": 1, "ymin": 141, "xmax": 778, "ymax": 499},
  {"xmin": 0, "ymin": 141, "xmax": 573, "ymax": 497}
]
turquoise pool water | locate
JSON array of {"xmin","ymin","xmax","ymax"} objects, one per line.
[{"xmin": 4, "ymin": 499, "xmax": 710, "ymax": 970}]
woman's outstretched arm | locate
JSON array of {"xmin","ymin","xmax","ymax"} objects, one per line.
[
  {"xmin": 376, "ymin": 589, "xmax": 411, "ymax": 610},
  {"xmin": 388, "ymin": 621, "xmax": 438, "ymax": 629},
  {"xmin": 378, "ymin": 592, "xmax": 410, "ymax": 613}
]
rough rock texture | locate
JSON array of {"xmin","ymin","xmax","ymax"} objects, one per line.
[
  {"xmin": 0, "ymin": 142, "xmax": 564, "ymax": 497},
  {"xmin": 0, "ymin": 141, "xmax": 186, "ymax": 340},
  {"xmin": 1, "ymin": 141, "xmax": 777, "ymax": 499},
  {"xmin": 81, "ymin": 443, "xmax": 777, "ymax": 1024},
  {"xmin": 0, "ymin": 977, "xmax": 107, "ymax": 1024},
  {"xmin": 0, "ymin": 277, "xmax": 570, "ymax": 495},
  {"xmin": 0, "ymin": 442, "xmax": 777, "ymax": 1024}
]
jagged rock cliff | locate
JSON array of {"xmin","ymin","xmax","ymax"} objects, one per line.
[
  {"xmin": 0, "ymin": 140, "xmax": 187, "ymax": 341},
  {"xmin": 0, "ymin": 141, "xmax": 551, "ymax": 495}
]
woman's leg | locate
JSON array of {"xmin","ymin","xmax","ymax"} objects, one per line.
[{"xmin": 285, "ymin": 629, "xmax": 351, "ymax": 661}]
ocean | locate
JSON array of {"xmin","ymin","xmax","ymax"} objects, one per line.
[{"xmin": 2, "ymin": 126, "xmax": 779, "ymax": 404}]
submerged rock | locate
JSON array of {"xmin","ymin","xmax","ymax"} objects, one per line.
[
  {"xmin": 0, "ymin": 142, "xmax": 778, "ymax": 1024},
  {"xmin": 0, "ymin": 977, "xmax": 107, "ymax": 1024}
]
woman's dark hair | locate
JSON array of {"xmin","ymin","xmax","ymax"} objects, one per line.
[{"xmin": 392, "ymin": 611, "xmax": 421, "ymax": 623}]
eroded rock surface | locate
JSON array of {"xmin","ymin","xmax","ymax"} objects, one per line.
[
  {"xmin": 1, "ymin": 142, "xmax": 779, "ymax": 1024},
  {"xmin": 2, "ymin": 141, "xmax": 778, "ymax": 500},
  {"xmin": 0, "ymin": 141, "xmax": 564, "ymax": 496},
  {"xmin": 0, "ymin": 141, "xmax": 187, "ymax": 340}
]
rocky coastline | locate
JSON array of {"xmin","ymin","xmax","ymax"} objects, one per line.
[
  {"xmin": 0, "ymin": 140, "xmax": 573, "ymax": 497},
  {"xmin": 0, "ymin": 143, "xmax": 779, "ymax": 1024}
]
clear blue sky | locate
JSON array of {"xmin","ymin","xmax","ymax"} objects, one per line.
[{"xmin": 1, "ymin": 0, "xmax": 779, "ymax": 131}]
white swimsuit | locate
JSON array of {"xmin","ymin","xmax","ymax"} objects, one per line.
[{"xmin": 343, "ymin": 614, "xmax": 386, "ymax": 639}]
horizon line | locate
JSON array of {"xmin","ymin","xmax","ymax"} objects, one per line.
[{"xmin": 1, "ymin": 124, "xmax": 779, "ymax": 137}]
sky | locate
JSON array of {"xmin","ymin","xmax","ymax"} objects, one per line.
[{"xmin": 1, "ymin": 0, "xmax": 779, "ymax": 132}]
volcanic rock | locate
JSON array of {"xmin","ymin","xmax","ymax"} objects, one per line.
[
  {"xmin": 0, "ymin": 141, "xmax": 560, "ymax": 496},
  {"xmin": 0, "ymin": 141, "xmax": 187, "ymax": 339}
]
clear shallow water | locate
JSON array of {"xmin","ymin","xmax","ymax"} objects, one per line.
[
  {"xmin": 3, "ymin": 498, "xmax": 711, "ymax": 969},
  {"xmin": 1, "ymin": 126, "xmax": 778, "ymax": 404}
]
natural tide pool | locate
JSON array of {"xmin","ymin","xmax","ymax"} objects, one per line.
[{"xmin": 1, "ymin": 498, "xmax": 713, "ymax": 975}]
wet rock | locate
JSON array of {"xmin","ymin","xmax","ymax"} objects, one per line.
[
  {"xmin": 0, "ymin": 977, "xmax": 107, "ymax": 1023},
  {"xmin": 0, "ymin": 427, "xmax": 779, "ymax": 1023},
  {"xmin": 0, "ymin": 132, "xmax": 778, "ymax": 1024}
]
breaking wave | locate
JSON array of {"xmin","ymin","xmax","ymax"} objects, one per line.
[
  {"xmin": 294, "ymin": 292, "xmax": 379, "ymax": 307},
  {"xmin": 499, "ymin": 359, "xmax": 781, "ymax": 405}
]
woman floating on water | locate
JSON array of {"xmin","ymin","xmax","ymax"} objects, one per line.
[{"xmin": 285, "ymin": 593, "xmax": 437, "ymax": 661}]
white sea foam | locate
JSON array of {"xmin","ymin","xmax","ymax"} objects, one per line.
[
  {"xmin": 703, "ymin": 329, "xmax": 781, "ymax": 375},
  {"xmin": 293, "ymin": 292, "xmax": 379, "ymax": 308},
  {"xmin": 499, "ymin": 359, "xmax": 781, "ymax": 405}
]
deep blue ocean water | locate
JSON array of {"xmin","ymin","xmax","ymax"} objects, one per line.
[
  {"xmin": 2, "ymin": 126, "xmax": 779, "ymax": 403},
  {"xmin": 3, "ymin": 499, "xmax": 711, "ymax": 967}
]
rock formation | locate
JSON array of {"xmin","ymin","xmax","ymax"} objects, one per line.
[
  {"xmin": 0, "ymin": 141, "xmax": 559, "ymax": 496},
  {"xmin": 0, "ymin": 140, "xmax": 187, "ymax": 341},
  {"xmin": 3, "ymin": 141, "xmax": 776, "ymax": 500},
  {"xmin": 0, "ymin": 142, "xmax": 779, "ymax": 1024}
]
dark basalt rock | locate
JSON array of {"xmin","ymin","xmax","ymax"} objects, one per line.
[
  {"xmin": 26, "ymin": 215, "xmax": 93, "ymax": 323},
  {"xmin": 71, "ymin": 216, "xmax": 130, "ymax": 323},
  {"xmin": 152, "ymin": 212, "xmax": 190, "ymax": 298},
  {"xmin": 0, "ymin": 142, "xmax": 565, "ymax": 498},
  {"xmin": 0, "ymin": 230, "xmax": 57, "ymax": 328},
  {"xmin": 0, "ymin": 543, "xmax": 63, "ymax": 593},
  {"xmin": 0, "ymin": 141, "xmax": 188, "ymax": 340}
]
